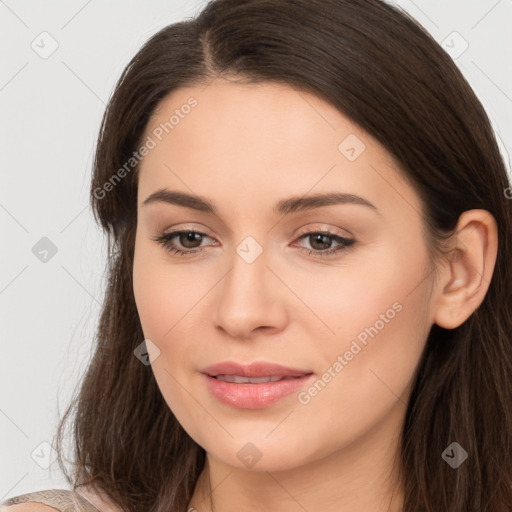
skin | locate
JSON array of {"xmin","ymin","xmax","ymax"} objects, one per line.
[{"xmin": 132, "ymin": 78, "xmax": 498, "ymax": 512}]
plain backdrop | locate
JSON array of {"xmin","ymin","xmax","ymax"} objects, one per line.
[{"xmin": 1, "ymin": 0, "xmax": 511, "ymax": 501}]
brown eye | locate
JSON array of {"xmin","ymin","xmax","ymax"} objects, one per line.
[
  {"xmin": 151, "ymin": 230, "xmax": 213, "ymax": 256},
  {"xmin": 178, "ymin": 232, "xmax": 204, "ymax": 249},
  {"xmin": 151, "ymin": 229, "xmax": 356, "ymax": 259},
  {"xmin": 295, "ymin": 231, "xmax": 356, "ymax": 258},
  {"xmin": 308, "ymin": 233, "xmax": 335, "ymax": 251}
]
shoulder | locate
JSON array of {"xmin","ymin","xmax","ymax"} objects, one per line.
[
  {"xmin": 0, "ymin": 488, "xmax": 101, "ymax": 512},
  {"xmin": 1, "ymin": 504, "xmax": 57, "ymax": 511},
  {"xmin": 1, "ymin": 503, "xmax": 56, "ymax": 512}
]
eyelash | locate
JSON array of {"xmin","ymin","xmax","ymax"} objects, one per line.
[{"xmin": 151, "ymin": 229, "xmax": 356, "ymax": 259}]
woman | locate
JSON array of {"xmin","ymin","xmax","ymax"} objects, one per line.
[{"xmin": 3, "ymin": 0, "xmax": 511, "ymax": 511}]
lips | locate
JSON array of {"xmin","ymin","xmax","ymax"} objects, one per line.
[
  {"xmin": 200, "ymin": 361, "xmax": 315, "ymax": 408},
  {"xmin": 201, "ymin": 360, "xmax": 313, "ymax": 379},
  {"xmin": 215, "ymin": 374, "xmax": 298, "ymax": 384},
  {"xmin": 202, "ymin": 373, "xmax": 315, "ymax": 409}
]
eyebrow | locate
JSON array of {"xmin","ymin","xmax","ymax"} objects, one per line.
[{"xmin": 141, "ymin": 188, "xmax": 381, "ymax": 216}]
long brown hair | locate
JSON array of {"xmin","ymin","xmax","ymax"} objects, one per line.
[{"xmin": 54, "ymin": 0, "xmax": 512, "ymax": 510}]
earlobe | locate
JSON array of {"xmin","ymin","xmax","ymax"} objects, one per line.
[{"xmin": 433, "ymin": 209, "xmax": 498, "ymax": 330}]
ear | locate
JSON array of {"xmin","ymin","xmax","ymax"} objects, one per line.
[{"xmin": 433, "ymin": 209, "xmax": 498, "ymax": 329}]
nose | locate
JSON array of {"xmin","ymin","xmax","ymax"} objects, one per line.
[{"xmin": 213, "ymin": 244, "xmax": 288, "ymax": 340}]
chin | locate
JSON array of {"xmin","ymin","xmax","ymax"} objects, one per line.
[{"xmin": 203, "ymin": 437, "xmax": 320, "ymax": 473}]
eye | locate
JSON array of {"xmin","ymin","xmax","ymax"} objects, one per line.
[
  {"xmin": 151, "ymin": 229, "xmax": 356, "ymax": 258},
  {"xmin": 293, "ymin": 230, "xmax": 356, "ymax": 258},
  {"xmin": 151, "ymin": 230, "xmax": 214, "ymax": 257}
]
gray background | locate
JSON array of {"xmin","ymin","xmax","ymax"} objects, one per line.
[{"xmin": 1, "ymin": 0, "xmax": 511, "ymax": 500}]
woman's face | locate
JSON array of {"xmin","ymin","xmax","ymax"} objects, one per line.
[{"xmin": 133, "ymin": 79, "xmax": 438, "ymax": 471}]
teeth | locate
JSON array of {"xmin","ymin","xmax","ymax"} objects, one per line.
[{"xmin": 215, "ymin": 374, "xmax": 289, "ymax": 384}]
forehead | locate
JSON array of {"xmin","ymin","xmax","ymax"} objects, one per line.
[{"xmin": 136, "ymin": 80, "xmax": 422, "ymax": 223}]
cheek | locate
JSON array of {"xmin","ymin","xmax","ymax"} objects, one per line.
[
  {"xmin": 282, "ymin": 244, "xmax": 431, "ymax": 405},
  {"xmin": 273, "ymin": 242, "xmax": 420, "ymax": 346},
  {"xmin": 132, "ymin": 241, "xmax": 202, "ymax": 421},
  {"xmin": 132, "ymin": 240, "xmax": 219, "ymax": 403},
  {"xmin": 133, "ymin": 241, "xmax": 204, "ymax": 341},
  {"xmin": 292, "ymin": 263, "xmax": 431, "ymax": 434},
  {"xmin": 314, "ymin": 297, "xmax": 428, "ymax": 450},
  {"xmin": 133, "ymin": 253, "xmax": 169, "ymax": 340}
]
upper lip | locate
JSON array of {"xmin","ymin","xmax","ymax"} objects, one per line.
[{"xmin": 201, "ymin": 361, "xmax": 313, "ymax": 378}]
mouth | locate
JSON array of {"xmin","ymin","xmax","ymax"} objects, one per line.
[
  {"xmin": 202, "ymin": 370, "xmax": 315, "ymax": 409},
  {"xmin": 201, "ymin": 360, "xmax": 313, "ymax": 379},
  {"xmin": 211, "ymin": 374, "xmax": 311, "ymax": 384},
  {"xmin": 200, "ymin": 361, "xmax": 315, "ymax": 408}
]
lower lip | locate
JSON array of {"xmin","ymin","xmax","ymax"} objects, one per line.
[{"xmin": 202, "ymin": 373, "xmax": 315, "ymax": 409}]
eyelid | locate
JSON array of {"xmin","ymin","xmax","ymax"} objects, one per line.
[
  {"xmin": 293, "ymin": 223, "xmax": 353, "ymax": 240},
  {"xmin": 160, "ymin": 223, "xmax": 218, "ymax": 240}
]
